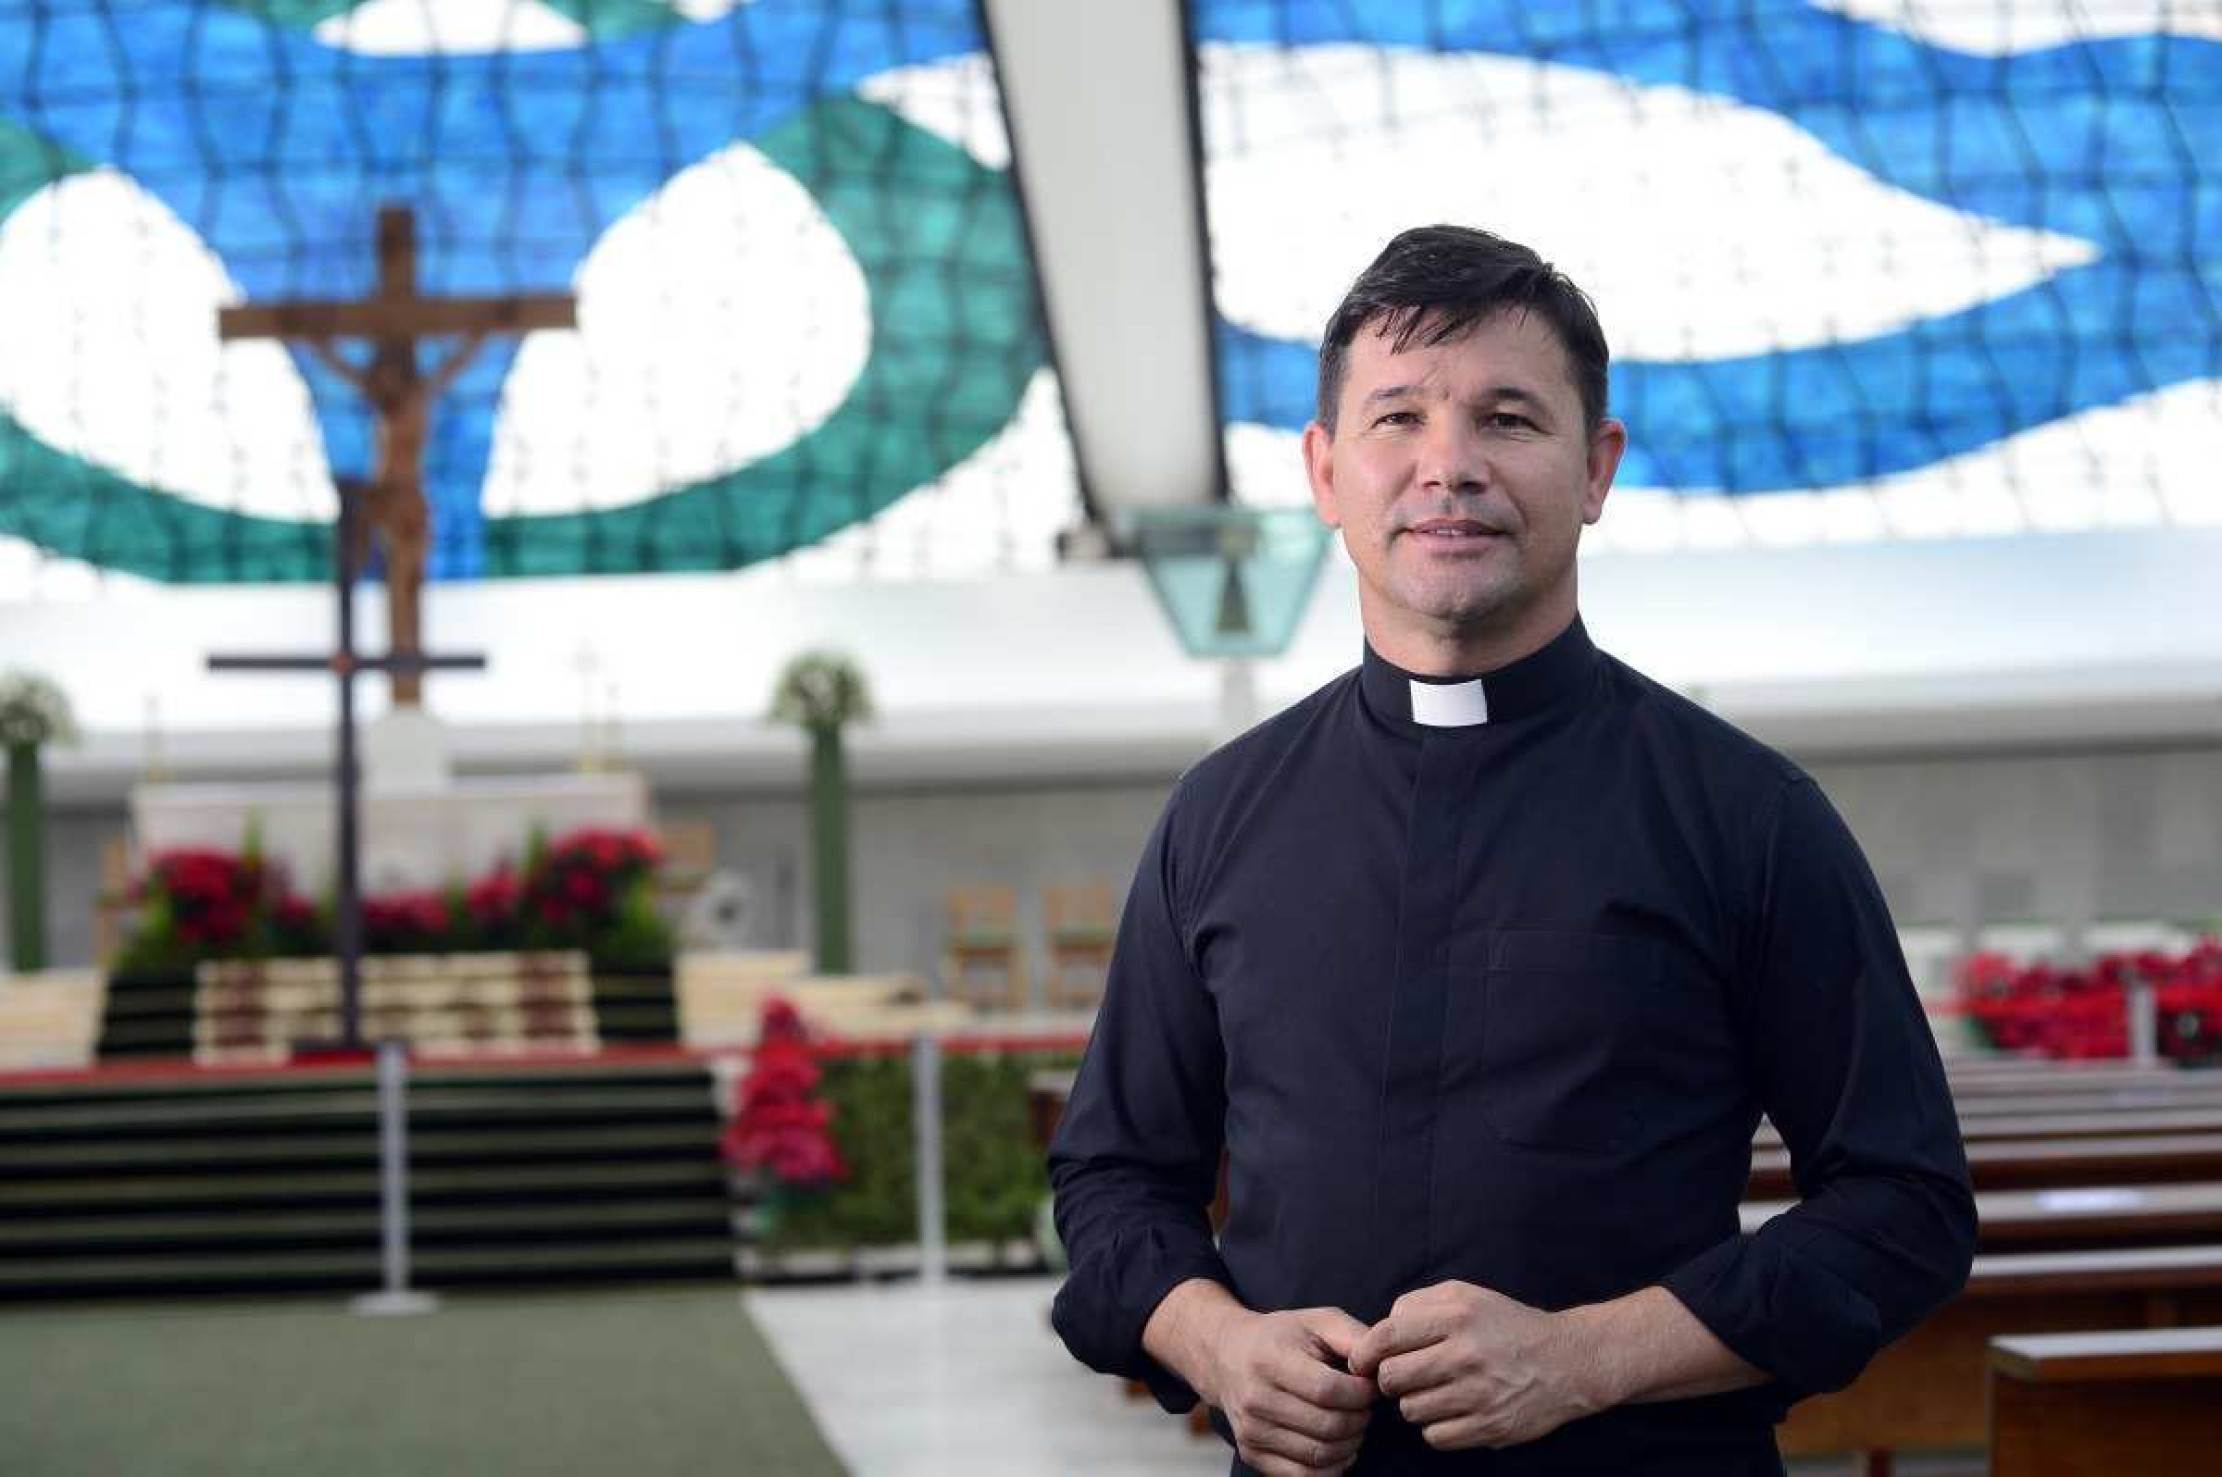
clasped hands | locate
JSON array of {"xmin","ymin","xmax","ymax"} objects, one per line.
[{"xmin": 1207, "ymin": 1281, "xmax": 1607, "ymax": 1477}]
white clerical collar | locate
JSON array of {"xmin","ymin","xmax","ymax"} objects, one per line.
[
  {"xmin": 1358, "ymin": 620, "xmax": 1598, "ymax": 730},
  {"xmin": 1408, "ymin": 678, "xmax": 1490, "ymax": 727}
]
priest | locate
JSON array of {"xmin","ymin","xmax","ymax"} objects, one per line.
[{"xmin": 1048, "ymin": 226, "xmax": 1976, "ymax": 1476}]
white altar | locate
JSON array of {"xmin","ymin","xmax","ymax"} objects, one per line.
[{"xmin": 130, "ymin": 714, "xmax": 649, "ymax": 893}]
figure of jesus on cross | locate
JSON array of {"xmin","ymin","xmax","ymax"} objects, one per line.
[{"xmin": 220, "ymin": 204, "xmax": 577, "ymax": 706}]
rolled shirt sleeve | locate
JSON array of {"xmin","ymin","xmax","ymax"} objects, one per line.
[
  {"xmin": 1661, "ymin": 775, "xmax": 1978, "ymax": 1398},
  {"xmin": 1049, "ymin": 793, "xmax": 1234, "ymax": 1411}
]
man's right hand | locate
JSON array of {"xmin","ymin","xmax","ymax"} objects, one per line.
[{"xmin": 1143, "ymin": 1281, "xmax": 1377, "ymax": 1475}]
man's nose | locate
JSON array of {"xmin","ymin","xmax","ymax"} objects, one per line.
[{"xmin": 1418, "ymin": 417, "xmax": 1489, "ymax": 493}]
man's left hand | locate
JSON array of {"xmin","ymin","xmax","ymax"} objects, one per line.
[{"xmin": 1346, "ymin": 1281, "xmax": 1608, "ymax": 1451}]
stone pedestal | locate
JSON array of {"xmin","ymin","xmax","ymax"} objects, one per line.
[{"xmin": 363, "ymin": 709, "xmax": 454, "ymax": 792}]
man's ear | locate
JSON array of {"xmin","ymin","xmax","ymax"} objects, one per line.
[
  {"xmin": 1582, "ymin": 417, "xmax": 1627, "ymax": 525},
  {"xmin": 1303, "ymin": 421, "xmax": 1341, "ymax": 529}
]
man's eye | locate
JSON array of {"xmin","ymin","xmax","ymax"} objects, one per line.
[
  {"xmin": 1374, "ymin": 410, "xmax": 1418, "ymax": 427},
  {"xmin": 1488, "ymin": 412, "xmax": 1534, "ymax": 431}
]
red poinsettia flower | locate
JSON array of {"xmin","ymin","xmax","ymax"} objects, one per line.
[
  {"xmin": 1958, "ymin": 938, "xmax": 2222, "ymax": 1063},
  {"xmin": 465, "ymin": 868, "xmax": 521, "ymax": 927},
  {"xmin": 720, "ymin": 997, "xmax": 847, "ymax": 1189},
  {"xmin": 563, "ymin": 870, "xmax": 608, "ymax": 909}
]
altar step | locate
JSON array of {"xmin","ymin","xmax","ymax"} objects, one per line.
[
  {"xmin": 3, "ymin": 1084, "xmax": 714, "ymax": 1138},
  {"xmin": 95, "ymin": 972, "xmax": 194, "ymax": 1060},
  {"xmin": 4, "ymin": 1121, "xmax": 718, "ymax": 1175},
  {"xmin": 0, "ymin": 1059, "xmax": 736, "ymax": 1301},
  {"xmin": 592, "ymin": 969, "xmax": 682, "ymax": 1043},
  {"xmin": 0, "ymin": 1158, "xmax": 722, "ymax": 1212},
  {"xmin": 96, "ymin": 959, "xmax": 682, "ymax": 1062}
]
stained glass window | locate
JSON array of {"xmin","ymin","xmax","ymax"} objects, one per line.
[{"xmin": 0, "ymin": 0, "xmax": 1080, "ymax": 591}]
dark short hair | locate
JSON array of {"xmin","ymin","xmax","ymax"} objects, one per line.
[{"xmin": 1316, "ymin": 225, "xmax": 1609, "ymax": 434}]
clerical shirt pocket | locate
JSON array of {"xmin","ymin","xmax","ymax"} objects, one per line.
[{"xmin": 1470, "ymin": 929, "xmax": 1667, "ymax": 1155}]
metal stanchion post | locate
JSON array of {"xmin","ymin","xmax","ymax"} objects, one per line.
[
  {"xmin": 355, "ymin": 1038, "xmax": 440, "ymax": 1316},
  {"xmin": 913, "ymin": 1033, "xmax": 946, "ymax": 1285},
  {"xmin": 2129, "ymin": 980, "xmax": 2160, "ymax": 1067}
]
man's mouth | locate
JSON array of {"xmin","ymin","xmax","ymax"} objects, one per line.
[{"xmin": 1405, "ymin": 519, "xmax": 1505, "ymax": 541}]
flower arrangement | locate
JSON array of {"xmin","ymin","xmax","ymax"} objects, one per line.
[
  {"xmin": 0, "ymin": 672, "xmax": 76, "ymax": 748},
  {"xmin": 115, "ymin": 836, "xmax": 327, "ymax": 972},
  {"xmin": 361, "ymin": 890, "xmax": 456, "ymax": 955},
  {"xmin": 112, "ymin": 824, "xmax": 671, "ymax": 972},
  {"xmin": 516, "ymin": 827, "xmax": 665, "ymax": 964},
  {"xmin": 1957, "ymin": 938, "xmax": 2222, "ymax": 1062},
  {"xmin": 459, "ymin": 867, "xmax": 524, "ymax": 948},
  {"xmin": 721, "ymin": 998, "xmax": 847, "ymax": 1240},
  {"xmin": 768, "ymin": 653, "xmax": 874, "ymax": 732}
]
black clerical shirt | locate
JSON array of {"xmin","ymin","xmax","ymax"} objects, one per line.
[{"xmin": 1048, "ymin": 616, "xmax": 1976, "ymax": 1475}]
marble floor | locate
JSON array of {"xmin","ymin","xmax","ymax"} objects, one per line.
[
  {"xmin": 746, "ymin": 1273, "xmax": 1227, "ymax": 1477},
  {"xmin": 744, "ymin": 1273, "xmax": 1983, "ymax": 1477}
]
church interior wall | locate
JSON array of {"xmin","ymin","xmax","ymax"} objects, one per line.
[{"xmin": 1813, "ymin": 742, "xmax": 2222, "ymax": 941}]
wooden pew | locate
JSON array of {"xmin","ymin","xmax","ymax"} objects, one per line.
[
  {"xmin": 1745, "ymin": 1181, "xmax": 2222, "ymax": 1252},
  {"xmin": 1950, "ymin": 1083, "xmax": 2222, "ymax": 1117},
  {"xmin": 1780, "ymin": 1246, "xmax": 2222, "ymax": 1464},
  {"xmin": 1947, "ymin": 1063, "xmax": 2216, "ymax": 1097},
  {"xmin": 1760, "ymin": 1105, "xmax": 2222, "ymax": 1149},
  {"xmin": 1760, "ymin": 1177, "xmax": 2222, "ymax": 1468},
  {"xmin": 1955, "ymin": 1106, "xmax": 2222, "ymax": 1141},
  {"xmin": 1760, "ymin": 1068, "xmax": 2222, "ymax": 1469},
  {"xmin": 1988, "ymin": 1326, "xmax": 2222, "ymax": 1475},
  {"xmin": 1764, "ymin": 1072, "xmax": 2222, "ymax": 1454},
  {"xmin": 1750, "ymin": 1131, "xmax": 2222, "ymax": 1199}
]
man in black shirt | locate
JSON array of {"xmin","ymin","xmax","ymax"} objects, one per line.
[{"xmin": 1046, "ymin": 226, "xmax": 1976, "ymax": 1475}]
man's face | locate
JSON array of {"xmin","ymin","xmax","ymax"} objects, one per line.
[{"xmin": 1303, "ymin": 309, "xmax": 1625, "ymax": 659}]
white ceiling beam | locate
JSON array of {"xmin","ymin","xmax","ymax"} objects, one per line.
[{"xmin": 982, "ymin": 0, "xmax": 1225, "ymax": 530}]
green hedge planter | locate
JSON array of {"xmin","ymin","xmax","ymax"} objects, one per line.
[{"xmin": 765, "ymin": 1048, "xmax": 1081, "ymax": 1252}]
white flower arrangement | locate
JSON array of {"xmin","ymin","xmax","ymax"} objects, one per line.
[
  {"xmin": 0, "ymin": 672, "xmax": 78, "ymax": 748},
  {"xmin": 769, "ymin": 652, "xmax": 873, "ymax": 733}
]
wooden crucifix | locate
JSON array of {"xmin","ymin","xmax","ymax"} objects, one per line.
[{"xmin": 218, "ymin": 203, "xmax": 577, "ymax": 706}]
